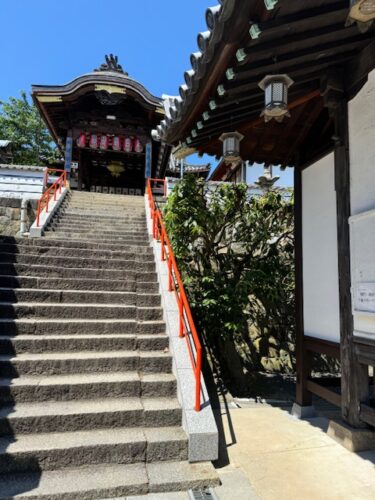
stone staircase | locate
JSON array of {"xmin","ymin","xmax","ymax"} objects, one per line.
[{"xmin": 0, "ymin": 191, "xmax": 218, "ymax": 498}]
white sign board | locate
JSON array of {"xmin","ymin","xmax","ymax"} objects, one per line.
[
  {"xmin": 350, "ymin": 208, "xmax": 375, "ymax": 339},
  {"xmin": 355, "ymin": 283, "xmax": 375, "ymax": 313}
]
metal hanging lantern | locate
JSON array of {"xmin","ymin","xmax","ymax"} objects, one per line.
[
  {"xmin": 258, "ymin": 74, "xmax": 294, "ymax": 122},
  {"xmin": 219, "ymin": 132, "xmax": 244, "ymax": 163}
]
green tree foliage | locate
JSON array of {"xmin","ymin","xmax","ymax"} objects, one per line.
[
  {"xmin": 163, "ymin": 175, "xmax": 295, "ymax": 394},
  {"xmin": 0, "ymin": 92, "xmax": 58, "ymax": 165}
]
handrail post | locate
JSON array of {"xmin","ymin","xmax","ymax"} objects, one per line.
[
  {"xmin": 168, "ymin": 256, "xmax": 173, "ymax": 292},
  {"xmin": 195, "ymin": 347, "xmax": 202, "ymax": 412},
  {"xmin": 152, "ymin": 213, "xmax": 157, "ymax": 239},
  {"xmin": 36, "ymin": 200, "xmax": 41, "ymax": 227},
  {"xmin": 179, "ymin": 296, "xmax": 184, "ymax": 338},
  {"xmin": 161, "ymin": 231, "xmax": 165, "ymax": 261}
]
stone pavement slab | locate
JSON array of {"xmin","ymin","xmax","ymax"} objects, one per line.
[{"xmin": 216, "ymin": 404, "xmax": 375, "ymax": 500}]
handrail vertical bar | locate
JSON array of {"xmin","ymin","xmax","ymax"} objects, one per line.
[
  {"xmin": 168, "ymin": 257, "xmax": 173, "ymax": 292},
  {"xmin": 179, "ymin": 296, "xmax": 184, "ymax": 338},
  {"xmin": 36, "ymin": 199, "xmax": 41, "ymax": 227},
  {"xmin": 195, "ymin": 347, "xmax": 202, "ymax": 412}
]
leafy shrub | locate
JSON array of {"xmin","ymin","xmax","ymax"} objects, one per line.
[{"xmin": 163, "ymin": 176, "xmax": 295, "ymax": 394}]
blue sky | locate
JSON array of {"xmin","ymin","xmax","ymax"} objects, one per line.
[{"xmin": 1, "ymin": 0, "xmax": 292, "ymax": 186}]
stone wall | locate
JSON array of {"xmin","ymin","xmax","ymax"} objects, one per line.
[{"xmin": 0, "ymin": 198, "xmax": 37, "ymax": 236}]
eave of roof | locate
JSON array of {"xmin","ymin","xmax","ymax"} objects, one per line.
[
  {"xmin": 160, "ymin": 0, "xmax": 375, "ymax": 168},
  {"xmin": 32, "ymin": 71, "xmax": 162, "ymax": 108},
  {"xmin": 0, "ymin": 164, "xmax": 46, "ymax": 172}
]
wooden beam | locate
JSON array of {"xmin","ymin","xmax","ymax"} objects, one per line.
[
  {"xmin": 304, "ymin": 336, "xmax": 340, "ymax": 359},
  {"xmin": 233, "ymin": 37, "xmax": 370, "ymax": 84},
  {"xmin": 252, "ymin": 3, "xmax": 349, "ymax": 37},
  {"xmin": 241, "ymin": 22, "xmax": 359, "ymax": 67},
  {"xmin": 295, "ymin": 165, "xmax": 312, "ymax": 406},
  {"xmin": 333, "ymin": 98, "xmax": 369, "ymax": 427},
  {"xmin": 189, "ymin": 90, "xmax": 320, "ymax": 147},
  {"xmin": 306, "ymin": 380, "xmax": 341, "ymax": 407},
  {"xmin": 345, "ymin": 39, "xmax": 375, "ymax": 99},
  {"xmin": 221, "ymin": 50, "xmax": 357, "ymax": 107},
  {"xmin": 360, "ymin": 404, "xmax": 375, "ymax": 428}
]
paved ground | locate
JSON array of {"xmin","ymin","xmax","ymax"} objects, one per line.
[
  {"xmin": 214, "ymin": 402, "xmax": 375, "ymax": 500},
  {"xmin": 119, "ymin": 400, "xmax": 375, "ymax": 499}
]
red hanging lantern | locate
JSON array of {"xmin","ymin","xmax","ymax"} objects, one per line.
[
  {"xmin": 99, "ymin": 135, "xmax": 109, "ymax": 150},
  {"xmin": 76, "ymin": 133, "xmax": 86, "ymax": 148},
  {"xmin": 134, "ymin": 138, "xmax": 144, "ymax": 153},
  {"xmin": 112, "ymin": 136, "xmax": 122, "ymax": 151},
  {"xmin": 89, "ymin": 134, "xmax": 99, "ymax": 149},
  {"xmin": 123, "ymin": 136, "xmax": 133, "ymax": 153}
]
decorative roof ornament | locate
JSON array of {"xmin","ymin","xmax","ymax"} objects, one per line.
[
  {"xmin": 347, "ymin": 0, "xmax": 375, "ymax": 32},
  {"xmin": 94, "ymin": 54, "xmax": 128, "ymax": 75},
  {"xmin": 255, "ymin": 165, "xmax": 280, "ymax": 190}
]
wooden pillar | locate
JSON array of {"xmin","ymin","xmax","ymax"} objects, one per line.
[
  {"xmin": 294, "ymin": 165, "xmax": 313, "ymax": 406},
  {"xmin": 333, "ymin": 98, "xmax": 368, "ymax": 427}
]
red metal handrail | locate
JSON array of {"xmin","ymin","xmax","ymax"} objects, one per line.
[
  {"xmin": 36, "ymin": 169, "xmax": 67, "ymax": 227},
  {"xmin": 147, "ymin": 178, "xmax": 202, "ymax": 411}
]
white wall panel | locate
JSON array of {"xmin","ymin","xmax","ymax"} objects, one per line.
[
  {"xmin": 349, "ymin": 69, "xmax": 375, "ymax": 216},
  {"xmin": 349, "ymin": 69, "xmax": 375, "ymax": 340},
  {"xmin": 302, "ymin": 153, "xmax": 340, "ymax": 342}
]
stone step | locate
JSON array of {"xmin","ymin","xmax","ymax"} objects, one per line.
[
  {"xmin": 60, "ymin": 209, "xmax": 146, "ymax": 217},
  {"xmin": 0, "ymin": 276, "xmax": 159, "ymax": 293},
  {"xmin": 0, "ymin": 318, "xmax": 165, "ymax": 335},
  {"xmin": 0, "ymin": 333, "xmax": 169, "ymax": 354},
  {"xmin": 0, "ymin": 253, "xmax": 156, "ymax": 272},
  {"xmin": 44, "ymin": 233, "xmax": 150, "ymax": 243},
  {"xmin": 0, "ymin": 303, "xmax": 163, "ymax": 321},
  {"xmin": 44, "ymin": 231, "xmax": 150, "ymax": 242},
  {"xmin": 0, "ymin": 350, "xmax": 172, "ymax": 377},
  {"xmin": 0, "ymin": 288, "xmax": 160, "ymax": 306},
  {"xmin": 48, "ymin": 224, "xmax": 148, "ymax": 235},
  {"xmin": 67, "ymin": 197, "xmax": 145, "ymax": 203},
  {"xmin": 0, "ymin": 426, "xmax": 188, "ymax": 472},
  {"xmin": 0, "ymin": 460, "xmax": 219, "ymax": 499},
  {"xmin": 50, "ymin": 218, "xmax": 147, "ymax": 230},
  {"xmin": 0, "ymin": 243, "xmax": 154, "ymax": 260},
  {"xmin": 0, "ymin": 263, "xmax": 157, "ymax": 281},
  {"xmin": 0, "ymin": 397, "xmax": 182, "ymax": 435},
  {"xmin": 46, "ymin": 226, "xmax": 148, "ymax": 237},
  {"xmin": 0, "ymin": 372, "xmax": 177, "ymax": 403},
  {"xmin": 0, "ymin": 236, "xmax": 152, "ymax": 251},
  {"xmin": 57, "ymin": 212, "xmax": 147, "ymax": 222}
]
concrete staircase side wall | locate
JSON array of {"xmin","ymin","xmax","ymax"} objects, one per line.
[{"xmin": 145, "ymin": 196, "xmax": 219, "ymax": 462}]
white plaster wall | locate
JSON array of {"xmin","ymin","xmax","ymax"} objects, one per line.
[
  {"xmin": 349, "ymin": 69, "xmax": 375, "ymax": 340},
  {"xmin": 302, "ymin": 153, "xmax": 340, "ymax": 342},
  {"xmin": 349, "ymin": 69, "xmax": 375, "ymax": 216}
]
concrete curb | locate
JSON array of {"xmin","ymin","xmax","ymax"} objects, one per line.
[
  {"xmin": 145, "ymin": 196, "xmax": 219, "ymax": 463},
  {"xmin": 29, "ymin": 187, "xmax": 69, "ymax": 238}
]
